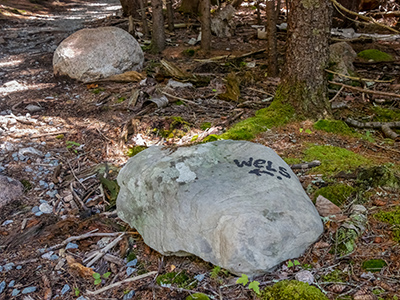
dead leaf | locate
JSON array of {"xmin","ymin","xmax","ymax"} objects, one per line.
[
  {"xmin": 86, "ymin": 83, "xmax": 98, "ymax": 89},
  {"xmin": 170, "ymin": 265, "xmax": 176, "ymax": 272},
  {"xmin": 66, "ymin": 255, "xmax": 95, "ymax": 279}
]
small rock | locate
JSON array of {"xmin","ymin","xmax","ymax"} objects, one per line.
[
  {"xmin": 123, "ymin": 290, "xmax": 135, "ymax": 299},
  {"xmin": 25, "ymin": 105, "xmax": 43, "ymax": 112},
  {"xmin": 77, "ymin": 296, "xmax": 88, "ymax": 300},
  {"xmin": 65, "ymin": 242, "xmax": 78, "ymax": 250},
  {"xmin": 126, "ymin": 267, "xmax": 136, "ymax": 276},
  {"xmin": 8, "ymin": 280, "xmax": 15, "ymax": 287},
  {"xmin": 315, "ymin": 195, "xmax": 342, "ymax": 217},
  {"xmin": 194, "ymin": 274, "xmax": 205, "ymax": 282},
  {"xmin": 0, "ymin": 175, "xmax": 24, "ymax": 209},
  {"xmin": 2, "ymin": 220, "xmax": 13, "ymax": 226},
  {"xmin": 39, "ymin": 203, "xmax": 53, "ymax": 214},
  {"xmin": 22, "ymin": 286, "xmax": 36, "ymax": 294},
  {"xmin": 11, "ymin": 289, "xmax": 20, "ymax": 296},
  {"xmin": 167, "ymin": 79, "xmax": 193, "ymax": 89},
  {"xmin": 18, "ymin": 147, "xmax": 43, "ymax": 157},
  {"xmin": 32, "ymin": 206, "xmax": 40, "ymax": 213},
  {"xmin": 61, "ymin": 284, "xmax": 70, "ymax": 295},
  {"xmin": 0, "ymin": 266, "xmax": 3, "ymax": 272},
  {"xmin": 295, "ymin": 270, "xmax": 314, "ymax": 284},
  {"xmin": 4, "ymin": 263, "xmax": 14, "ymax": 271},
  {"xmin": 126, "ymin": 259, "xmax": 137, "ymax": 267},
  {"xmin": 0, "ymin": 281, "xmax": 5, "ymax": 294},
  {"xmin": 187, "ymin": 38, "xmax": 198, "ymax": 46},
  {"xmin": 16, "ymin": 265, "xmax": 22, "ymax": 270}
]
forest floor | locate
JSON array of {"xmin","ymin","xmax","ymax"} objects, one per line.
[{"xmin": 1, "ymin": 0, "xmax": 400, "ymax": 299}]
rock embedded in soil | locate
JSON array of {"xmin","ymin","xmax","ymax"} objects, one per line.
[
  {"xmin": 117, "ymin": 140, "xmax": 323, "ymax": 276},
  {"xmin": 53, "ymin": 27, "xmax": 144, "ymax": 82},
  {"xmin": 0, "ymin": 175, "xmax": 24, "ymax": 208}
]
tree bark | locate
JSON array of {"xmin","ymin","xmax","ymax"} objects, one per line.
[
  {"xmin": 277, "ymin": 0, "xmax": 332, "ymax": 118},
  {"xmin": 139, "ymin": 0, "xmax": 149, "ymax": 37},
  {"xmin": 166, "ymin": 0, "xmax": 174, "ymax": 31},
  {"xmin": 151, "ymin": 0, "xmax": 165, "ymax": 53},
  {"xmin": 266, "ymin": 0, "xmax": 278, "ymax": 77},
  {"xmin": 200, "ymin": 0, "xmax": 211, "ymax": 51},
  {"xmin": 119, "ymin": 0, "xmax": 141, "ymax": 18}
]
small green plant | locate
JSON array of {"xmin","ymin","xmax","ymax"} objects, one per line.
[
  {"xmin": 90, "ymin": 88, "xmax": 105, "ymax": 94},
  {"xmin": 210, "ymin": 266, "xmax": 228, "ymax": 278},
  {"xmin": 93, "ymin": 272, "xmax": 111, "ymax": 285},
  {"xmin": 74, "ymin": 287, "xmax": 80, "ymax": 296},
  {"xmin": 200, "ymin": 122, "xmax": 212, "ymax": 130},
  {"xmin": 116, "ymin": 96, "xmax": 126, "ymax": 103},
  {"xmin": 126, "ymin": 146, "xmax": 147, "ymax": 157},
  {"xmin": 66, "ymin": 141, "xmax": 81, "ymax": 154},
  {"xmin": 286, "ymin": 260, "xmax": 301, "ymax": 268},
  {"xmin": 236, "ymin": 274, "xmax": 261, "ymax": 295}
]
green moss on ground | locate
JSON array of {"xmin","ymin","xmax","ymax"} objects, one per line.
[
  {"xmin": 261, "ymin": 280, "xmax": 328, "ymax": 300},
  {"xmin": 186, "ymin": 293, "xmax": 210, "ymax": 300},
  {"xmin": 313, "ymin": 119, "xmax": 356, "ymax": 136},
  {"xmin": 200, "ymin": 122, "xmax": 212, "ymax": 130},
  {"xmin": 314, "ymin": 184, "xmax": 356, "ymax": 206},
  {"xmin": 362, "ymin": 259, "xmax": 387, "ymax": 272},
  {"xmin": 156, "ymin": 271, "xmax": 196, "ymax": 289},
  {"xmin": 372, "ymin": 107, "xmax": 400, "ymax": 122},
  {"xmin": 126, "ymin": 146, "xmax": 147, "ymax": 157},
  {"xmin": 358, "ymin": 49, "xmax": 393, "ymax": 62},
  {"xmin": 303, "ymin": 145, "xmax": 371, "ymax": 175},
  {"xmin": 321, "ymin": 269, "xmax": 346, "ymax": 283},
  {"xmin": 221, "ymin": 100, "xmax": 295, "ymax": 140},
  {"xmin": 374, "ymin": 207, "xmax": 400, "ymax": 242}
]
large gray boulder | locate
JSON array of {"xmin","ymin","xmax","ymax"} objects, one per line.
[
  {"xmin": 53, "ymin": 27, "xmax": 144, "ymax": 82},
  {"xmin": 117, "ymin": 140, "xmax": 323, "ymax": 276}
]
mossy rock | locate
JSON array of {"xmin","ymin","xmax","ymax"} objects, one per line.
[
  {"xmin": 357, "ymin": 166, "xmax": 400, "ymax": 189},
  {"xmin": 314, "ymin": 184, "xmax": 355, "ymax": 206},
  {"xmin": 313, "ymin": 119, "xmax": 356, "ymax": 136},
  {"xmin": 374, "ymin": 207, "xmax": 400, "ymax": 242},
  {"xmin": 362, "ymin": 259, "xmax": 387, "ymax": 272},
  {"xmin": 261, "ymin": 280, "xmax": 328, "ymax": 300},
  {"xmin": 186, "ymin": 293, "xmax": 210, "ymax": 300},
  {"xmin": 357, "ymin": 49, "xmax": 393, "ymax": 62},
  {"xmin": 221, "ymin": 99, "xmax": 295, "ymax": 140},
  {"xmin": 303, "ymin": 145, "xmax": 371, "ymax": 175}
]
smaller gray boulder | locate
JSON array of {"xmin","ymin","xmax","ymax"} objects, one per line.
[
  {"xmin": 53, "ymin": 27, "xmax": 144, "ymax": 82},
  {"xmin": 0, "ymin": 175, "xmax": 24, "ymax": 208},
  {"xmin": 329, "ymin": 42, "xmax": 357, "ymax": 80}
]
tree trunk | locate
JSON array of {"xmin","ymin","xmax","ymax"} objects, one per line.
[
  {"xmin": 179, "ymin": 0, "xmax": 200, "ymax": 14},
  {"xmin": 200, "ymin": 0, "xmax": 211, "ymax": 51},
  {"xmin": 139, "ymin": 0, "xmax": 149, "ymax": 37},
  {"xmin": 119, "ymin": 0, "xmax": 141, "ymax": 18},
  {"xmin": 151, "ymin": 0, "xmax": 165, "ymax": 53},
  {"xmin": 277, "ymin": 0, "xmax": 332, "ymax": 118},
  {"xmin": 266, "ymin": 0, "xmax": 278, "ymax": 77},
  {"xmin": 166, "ymin": 0, "xmax": 174, "ymax": 31}
]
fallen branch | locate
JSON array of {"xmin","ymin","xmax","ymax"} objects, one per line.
[
  {"xmin": 290, "ymin": 160, "xmax": 321, "ymax": 170},
  {"xmin": 381, "ymin": 124, "xmax": 399, "ymax": 140},
  {"xmin": 345, "ymin": 118, "xmax": 400, "ymax": 129},
  {"xmin": 330, "ymin": 0, "xmax": 399, "ymax": 34},
  {"xmin": 46, "ymin": 230, "xmax": 125, "ymax": 252},
  {"xmin": 85, "ymin": 233, "xmax": 125, "ymax": 267},
  {"xmin": 86, "ymin": 271, "xmax": 157, "ymax": 295},
  {"xmin": 325, "ymin": 69, "xmax": 394, "ymax": 83},
  {"xmin": 328, "ymin": 81, "xmax": 400, "ymax": 99}
]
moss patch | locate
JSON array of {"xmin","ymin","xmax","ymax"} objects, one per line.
[
  {"xmin": 303, "ymin": 145, "xmax": 371, "ymax": 175},
  {"xmin": 374, "ymin": 207, "xmax": 400, "ymax": 242},
  {"xmin": 313, "ymin": 119, "xmax": 356, "ymax": 136},
  {"xmin": 126, "ymin": 146, "xmax": 147, "ymax": 157},
  {"xmin": 186, "ymin": 293, "xmax": 210, "ymax": 300},
  {"xmin": 156, "ymin": 271, "xmax": 196, "ymax": 289},
  {"xmin": 200, "ymin": 122, "xmax": 212, "ymax": 130},
  {"xmin": 372, "ymin": 106, "xmax": 400, "ymax": 122},
  {"xmin": 362, "ymin": 259, "xmax": 387, "ymax": 272},
  {"xmin": 221, "ymin": 99, "xmax": 295, "ymax": 140},
  {"xmin": 358, "ymin": 49, "xmax": 393, "ymax": 62},
  {"xmin": 314, "ymin": 184, "xmax": 355, "ymax": 206},
  {"xmin": 321, "ymin": 269, "xmax": 346, "ymax": 283},
  {"xmin": 261, "ymin": 280, "xmax": 328, "ymax": 300}
]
